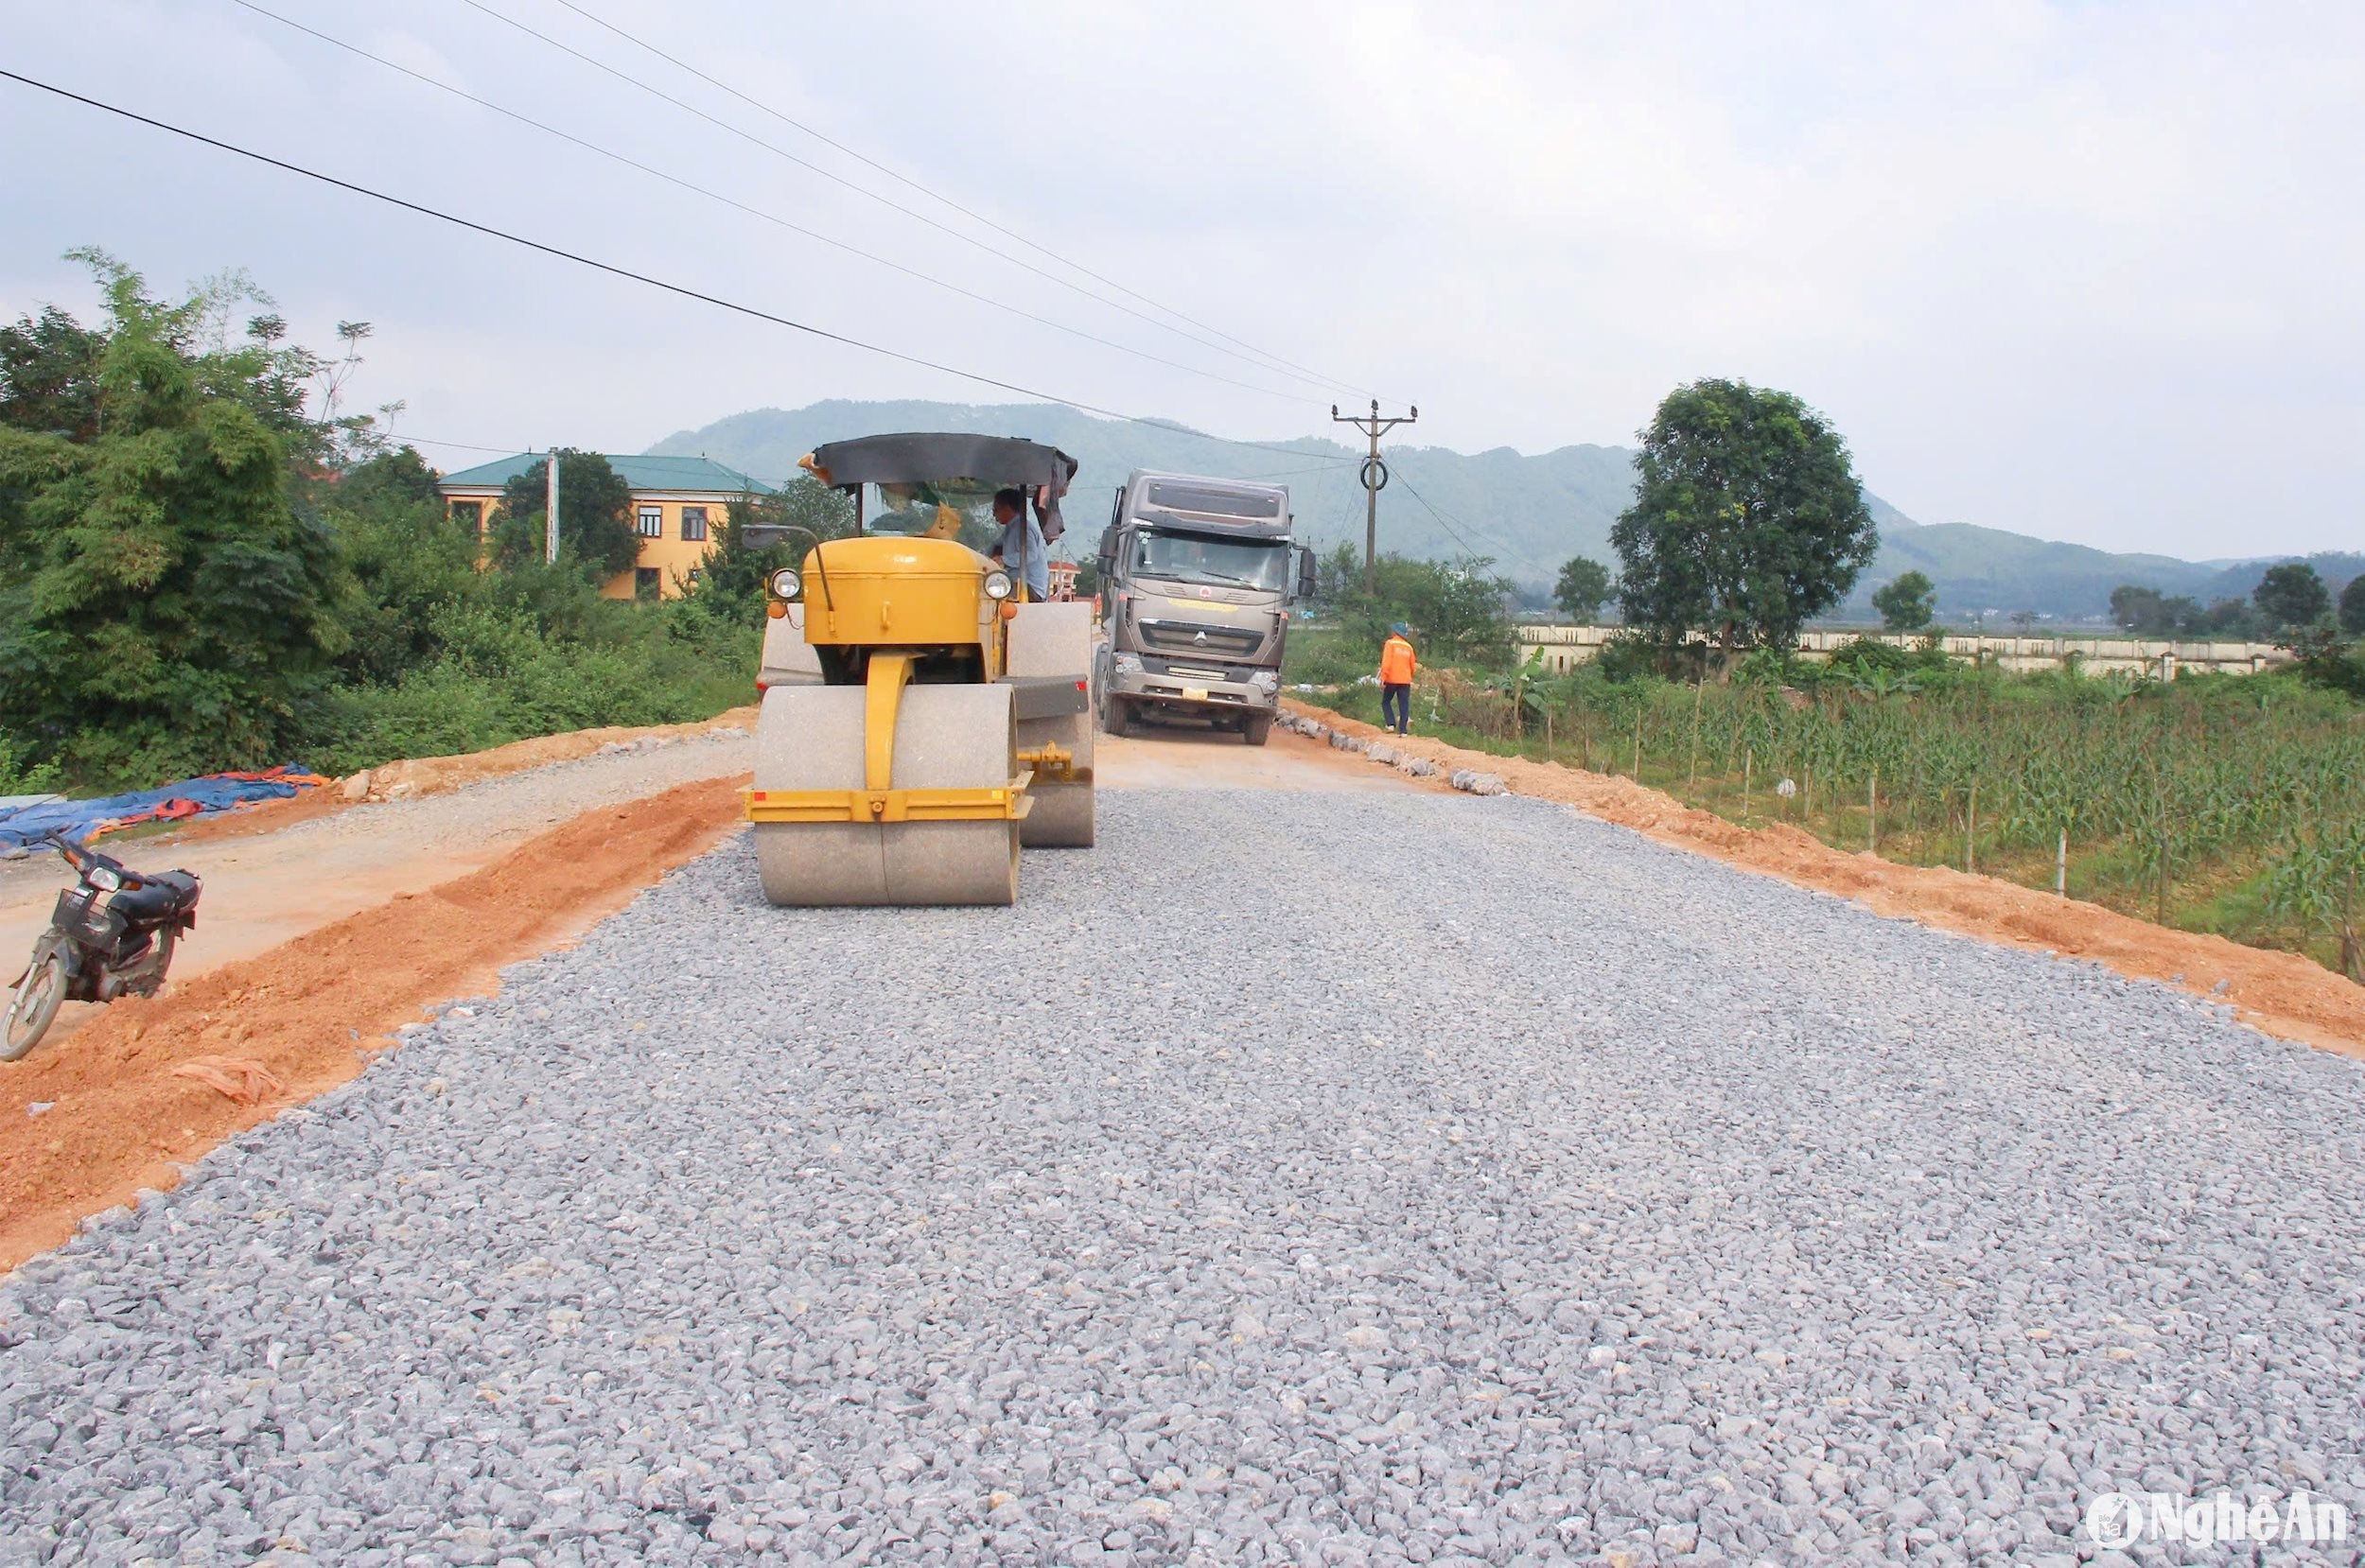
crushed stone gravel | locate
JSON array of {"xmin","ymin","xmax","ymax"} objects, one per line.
[{"xmin": 4, "ymin": 787, "xmax": 2362, "ymax": 1565}]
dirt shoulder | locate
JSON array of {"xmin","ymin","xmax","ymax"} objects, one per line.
[
  {"xmin": 0, "ymin": 777, "xmax": 749, "ymax": 1271},
  {"xmin": 1287, "ymin": 699, "xmax": 2365, "ymax": 1058},
  {"xmin": 0, "ymin": 723, "xmax": 756, "ymax": 1045},
  {"xmin": 166, "ymin": 706, "xmax": 761, "ymax": 847}
]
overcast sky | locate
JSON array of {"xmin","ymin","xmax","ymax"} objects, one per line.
[{"xmin": 4, "ymin": 1, "xmax": 2358, "ymax": 559}]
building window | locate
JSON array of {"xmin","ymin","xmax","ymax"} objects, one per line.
[
  {"xmin": 635, "ymin": 566, "xmax": 661, "ymax": 600},
  {"xmin": 680, "ymin": 505, "xmax": 709, "ymax": 542},
  {"xmin": 450, "ymin": 500, "xmax": 483, "ymax": 536},
  {"xmin": 638, "ymin": 506, "xmax": 664, "ymax": 538}
]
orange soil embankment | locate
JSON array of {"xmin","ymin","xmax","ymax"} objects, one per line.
[
  {"xmin": 0, "ymin": 776, "xmax": 747, "ymax": 1270},
  {"xmin": 168, "ymin": 706, "xmax": 761, "ymax": 847},
  {"xmin": 1288, "ymin": 699, "xmax": 2365, "ymax": 1058}
]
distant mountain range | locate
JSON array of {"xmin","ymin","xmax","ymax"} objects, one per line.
[{"xmin": 649, "ymin": 400, "xmax": 2358, "ymax": 622}]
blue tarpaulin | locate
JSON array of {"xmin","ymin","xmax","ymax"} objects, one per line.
[{"xmin": 0, "ymin": 766, "xmax": 329, "ymax": 851}]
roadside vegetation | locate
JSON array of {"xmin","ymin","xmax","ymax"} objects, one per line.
[
  {"xmin": 0, "ymin": 252, "xmax": 776, "ymax": 791},
  {"xmin": 1316, "ymin": 647, "xmax": 2365, "ymax": 979},
  {"xmin": 1297, "ymin": 377, "xmax": 2364, "ymax": 980}
]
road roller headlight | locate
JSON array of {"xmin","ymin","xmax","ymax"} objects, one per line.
[
  {"xmin": 982, "ymin": 568, "xmax": 1014, "ymax": 601},
  {"xmin": 767, "ymin": 566, "xmax": 802, "ymax": 601}
]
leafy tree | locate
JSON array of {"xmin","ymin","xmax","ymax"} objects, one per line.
[
  {"xmin": 695, "ymin": 478, "xmax": 854, "ymax": 620},
  {"xmin": 0, "ymin": 256, "xmax": 350, "ymax": 780},
  {"xmin": 1610, "ymin": 378, "xmax": 1876, "ymax": 660},
  {"xmin": 1870, "ymin": 569, "xmax": 1936, "ymax": 633},
  {"xmin": 2197, "ymin": 597, "xmax": 2262, "ymax": 639},
  {"xmin": 1339, "ymin": 552, "xmax": 1513, "ymax": 663},
  {"xmin": 2110, "ymin": 584, "xmax": 2164, "ymax": 633},
  {"xmin": 1552, "ymin": 555, "xmax": 1614, "ymax": 622},
  {"xmin": 2254, "ymin": 561, "xmax": 2332, "ymax": 632},
  {"xmin": 1313, "ymin": 541, "xmax": 1362, "ymax": 606},
  {"xmin": 492, "ymin": 448, "xmax": 638, "ymax": 578},
  {"xmin": 2109, "ymin": 584, "xmax": 2246, "ymax": 637},
  {"xmin": 2341, "ymin": 573, "xmax": 2365, "ymax": 635},
  {"xmin": 320, "ymin": 446, "xmax": 480, "ymax": 683},
  {"xmin": 0, "ymin": 305, "xmax": 107, "ymax": 442}
]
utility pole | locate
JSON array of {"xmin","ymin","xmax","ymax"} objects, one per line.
[
  {"xmin": 545, "ymin": 447, "xmax": 560, "ymax": 565},
  {"xmin": 1331, "ymin": 400, "xmax": 1416, "ymax": 594}
]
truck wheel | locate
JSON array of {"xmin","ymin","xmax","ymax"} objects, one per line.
[
  {"xmin": 1243, "ymin": 714, "xmax": 1273, "ymax": 747},
  {"xmin": 1101, "ymin": 693, "xmax": 1132, "ymax": 738}
]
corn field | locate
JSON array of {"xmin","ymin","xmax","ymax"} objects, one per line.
[{"xmin": 1390, "ymin": 666, "xmax": 2365, "ymax": 980}]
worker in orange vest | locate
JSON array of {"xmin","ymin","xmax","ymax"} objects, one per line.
[{"xmin": 1378, "ymin": 621, "xmax": 1416, "ymax": 735}]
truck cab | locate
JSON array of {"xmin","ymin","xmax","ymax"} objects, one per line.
[{"xmin": 1095, "ymin": 470, "xmax": 1315, "ymax": 746}]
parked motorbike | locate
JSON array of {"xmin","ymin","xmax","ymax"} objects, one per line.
[{"xmin": 2, "ymin": 833, "xmax": 202, "ymax": 1061}]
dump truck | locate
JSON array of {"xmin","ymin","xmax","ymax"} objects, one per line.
[
  {"xmin": 745, "ymin": 432, "xmax": 1095, "ymax": 906},
  {"xmin": 1094, "ymin": 470, "xmax": 1316, "ymax": 745}
]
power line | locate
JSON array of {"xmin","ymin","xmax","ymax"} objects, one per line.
[
  {"xmin": 398, "ymin": 434, "xmax": 528, "ymax": 455},
  {"xmin": 1394, "ymin": 471, "xmax": 1521, "ymax": 565},
  {"xmin": 229, "ymin": 0, "xmax": 1321, "ymax": 407},
  {"xmin": 0, "ymin": 69, "xmax": 1349, "ymax": 468},
  {"xmin": 453, "ymin": 0, "xmax": 1356, "ymax": 402},
  {"xmin": 544, "ymin": 0, "xmax": 1381, "ymax": 402}
]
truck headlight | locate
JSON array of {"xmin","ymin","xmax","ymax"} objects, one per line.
[
  {"xmin": 767, "ymin": 567, "xmax": 802, "ymax": 601},
  {"xmin": 1112, "ymin": 653, "xmax": 1144, "ymax": 674},
  {"xmin": 1251, "ymin": 669, "xmax": 1279, "ymax": 690},
  {"xmin": 982, "ymin": 568, "xmax": 1014, "ymax": 601}
]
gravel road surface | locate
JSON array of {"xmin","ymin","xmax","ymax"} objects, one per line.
[{"xmin": 6, "ymin": 787, "xmax": 2362, "ymax": 1565}]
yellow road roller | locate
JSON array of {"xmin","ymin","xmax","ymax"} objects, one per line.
[{"xmin": 744, "ymin": 433, "xmax": 1095, "ymax": 906}]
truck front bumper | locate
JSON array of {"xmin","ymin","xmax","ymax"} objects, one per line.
[{"xmin": 1108, "ymin": 662, "xmax": 1278, "ymax": 720}]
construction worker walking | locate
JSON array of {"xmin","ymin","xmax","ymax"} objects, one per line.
[{"xmin": 1378, "ymin": 622, "xmax": 1416, "ymax": 736}]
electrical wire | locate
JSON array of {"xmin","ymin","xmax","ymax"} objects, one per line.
[
  {"xmin": 1394, "ymin": 471, "xmax": 1519, "ymax": 564},
  {"xmin": 454, "ymin": 0, "xmax": 1356, "ymax": 402},
  {"xmin": 543, "ymin": 0, "xmax": 1383, "ymax": 402},
  {"xmin": 229, "ymin": 0, "xmax": 1322, "ymax": 407},
  {"xmin": 0, "ymin": 68, "xmax": 1349, "ymax": 466},
  {"xmin": 397, "ymin": 434, "xmax": 530, "ymax": 454}
]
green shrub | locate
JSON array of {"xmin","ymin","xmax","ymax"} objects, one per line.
[{"xmin": 0, "ymin": 729, "xmax": 61, "ymax": 795}]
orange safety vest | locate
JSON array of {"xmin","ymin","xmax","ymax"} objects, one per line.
[{"xmin": 1378, "ymin": 636, "xmax": 1416, "ymax": 685}]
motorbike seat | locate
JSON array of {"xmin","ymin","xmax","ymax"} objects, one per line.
[{"xmin": 111, "ymin": 870, "xmax": 201, "ymax": 921}]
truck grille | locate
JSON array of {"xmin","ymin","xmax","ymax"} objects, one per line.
[{"xmin": 1137, "ymin": 620, "xmax": 1263, "ymax": 659}]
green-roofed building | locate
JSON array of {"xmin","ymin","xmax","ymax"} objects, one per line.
[{"xmin": 436, "ymin": 452, "xmax": 774, "ymax": 600}]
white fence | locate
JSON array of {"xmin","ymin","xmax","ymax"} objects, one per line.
[{"xmin": 1515, "ymin": 625, "xmax": 2295, "ymax": 679}]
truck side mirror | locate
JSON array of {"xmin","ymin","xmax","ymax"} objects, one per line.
[{"xmin": 1294, "ymin": 546, "xmax": 1318, "ymax": 601}]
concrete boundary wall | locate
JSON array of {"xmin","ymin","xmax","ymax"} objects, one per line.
[{"xmin": 1515, "ymin": 625, "xmax": 2294, "ymax": 679}]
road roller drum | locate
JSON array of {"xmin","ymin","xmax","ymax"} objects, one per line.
[{"xmin": 753, "ymin": 684, "xmax": 1020, "ymax": 906}]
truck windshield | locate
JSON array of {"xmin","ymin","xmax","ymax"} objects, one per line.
[{"xmin": 1131, "ymin": 531, "xmax": 1288, "ymax": 591}]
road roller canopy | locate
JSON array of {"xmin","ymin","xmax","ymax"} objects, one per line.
[
  {"xmin": 800, "ymin": 433, "xmax": 1080, "ymax": 542},
  {"xmin": 804, "ymin": 433, "xmax": 1077, "ymax": 491}
]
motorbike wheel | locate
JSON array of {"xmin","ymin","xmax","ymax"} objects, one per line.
[{"xmin": 1, "ymin": 945, "xmax": 67, "ymax": 1062}]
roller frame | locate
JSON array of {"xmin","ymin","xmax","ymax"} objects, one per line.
[{"xmin": 745, "ymin": 778, "xmax": 1034, "ymax": 824}]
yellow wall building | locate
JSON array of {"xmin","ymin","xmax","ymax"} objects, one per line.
[{"xmin": 435, "ymin": 452, "xmax": 774, "ymax": 600}]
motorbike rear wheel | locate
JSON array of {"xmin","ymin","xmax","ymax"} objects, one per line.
[{"xmin": 1, "ymin": 943, "xmax": 67, "ymax": 1062}]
